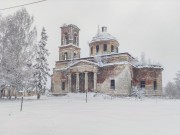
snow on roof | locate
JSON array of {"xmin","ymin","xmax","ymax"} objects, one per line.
[
  {"xmin": 133, "ymin": 60, "xmax": 163, "ymax": 69},
  {"xmin": 135, "ymin": 64, "xmax": 163, "ymax": 69},
  {"xmin": 54, "ymin": 61, "xmax": 163, "ymax": 71},
  {"xmin": 59, "ymin": 43, "xmax": 80, "ymax": 49},
  {"xmin": 91, "ymin": 33, "xmax": 116, "ymax": 43},
  {"xmin": 54, "ymin": 68, "xmax": 67, "ymax": 71},
  {"xmin": 95, "ymin": 52, "xmax": 134, "ymax": 59},
  {"xmin": 60, "ymin": 24, "xmax": 80, "ymax": 30},
  {"xmin": 54, "ymin": 54, "xmax": 163, "ymax": 71},
  {"xmin": 68, "ymin": 60, "xmax": 99, "ymax": 67},
  {"xmin": 90, "ymin": 26, "xmax": 117, "ymax": 43},
  {"xmin": 102, "ymin": 62, "xmax": 163, "ymax": 69},
  {"xmin": 56, "ymin": 52, "xmax": 134, "ymax": 63},
  {"xmin": 54, "ymin": 60, "xmax": 99, "ymax": 71},
  {"xmin": 101, "ymin": 61, "xmax": 129, "ymax": 67}
]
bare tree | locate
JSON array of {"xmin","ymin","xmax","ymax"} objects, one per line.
[
  {"xmin": 0, "ymin": 8, "xmax": 37, "ymax": 98},
  {"xmin": 174, "ymin": 70, "xmax": 180, "ymax": 91},
  {"xmin": 140, "ymin": 52, "xmax": 146, "ymax": 66},
  {"xmin": 164, "ymin": 70, "xmax": 180, "ymax": 99},
  {"xmin": 164, "ymin": 82, "xmax": 177, "ymax": 99},
  {"xmin": 132, "ymin": 86, "xmax": 145, "ymax": 99}
]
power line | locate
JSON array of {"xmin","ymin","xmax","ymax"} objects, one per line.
[{"xmin": 0, "ymin": 0, "xmax": 47, "ymax": 11}]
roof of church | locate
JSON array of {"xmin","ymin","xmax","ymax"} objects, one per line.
[
  {"xmin": 90, "ymin": 26, "xmax": 117, "ymax": 43},
  {"xmin": 56, "ymin": 52, "xmax": 134, "ymax": 63},
  {"xmin": 55, "ymin": 51, "xmax": 163, "ymax": 71},
  {"xmin": 60, "ymin": 24, "xmax": 80, "ymax": 30},
  {"xmin": 59, "ymin": 43, "xmax": 80, "ymax": 49}
]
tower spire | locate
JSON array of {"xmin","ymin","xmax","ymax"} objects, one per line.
[{"xmin": 97, "ymin": 25, "xmax": 100, "ymax": 35}]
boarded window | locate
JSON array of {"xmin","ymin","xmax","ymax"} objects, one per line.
[
  {"xmin": 110, "ymin": 80, "xmax": 115, "ymax": 89},
  {"xmin": 154, "ymin": 81, "xmax": 157, "ymax": 90},
  {"xmin": 140, "ymin": 81, "xmax": 145, "ymax": 89},
  {"xmin": 62, "ymin": 82, "xmax": 65, "ymax": 90}
]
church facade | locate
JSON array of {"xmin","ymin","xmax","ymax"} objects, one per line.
[{"xmin": 51, "ymin": 24, "xmax": 163, "ymax": 96}]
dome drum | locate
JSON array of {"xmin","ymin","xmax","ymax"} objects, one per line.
[{"xmin": 89, "ymin": 26, "xmax": 119, "ymax": 56}]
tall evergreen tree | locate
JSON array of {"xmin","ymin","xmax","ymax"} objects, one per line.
[{"xmin": 34, "ymin": 27, "xmax": 50, "ymax": 99}]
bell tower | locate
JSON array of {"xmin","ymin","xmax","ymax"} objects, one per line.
[{"xmin": 59, "ymin": 24, "xmax": 81, "ymax": 61}]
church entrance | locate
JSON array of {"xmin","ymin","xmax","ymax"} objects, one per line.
[
  {"xmin": 79, "ymin": 73, "xmax": 85, "ymax": 92},
  {"xmin": 70, "ymin": 72, "xmax": 95, "ymax": 93},
  {"xmin": 71, "ymin": 73, "xmax": 76, "ymax": 92},
  {"xmin": 88, "ymin": 72, "xmax": 94, "ymax": 92}
]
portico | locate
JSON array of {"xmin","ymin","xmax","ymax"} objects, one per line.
[{"xmin": 67, "ymin": 60, "xmax": 98, "ymax": 92}]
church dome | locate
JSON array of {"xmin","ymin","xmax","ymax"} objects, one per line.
[{"xmin": 90, "ymin": 26, "xmax": 117, "ymax": 43}]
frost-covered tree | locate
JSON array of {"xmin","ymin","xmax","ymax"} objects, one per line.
[
  {"xmin": 164, "ymin": 71, "xmax": 180, "ymax": 99},
  {"xmin": 34, "ymin": 27, "xmax": 50, "ymax": 99},
  {"xmin": 132, "ymin": 86, "xmax": 145, "ymax": 99},
  {"xmin": 140, "ymin": 52, "xmax": 146, "ymax": 66},
  {"xmin": 174, "ymin": 70, "xmax": 180, "ymax": 91},
  {"xmin": 164, "ymin": 82, "xmax": 177, "ymax": 99},
  {"xmin": 0, "ymin": 8, "xmax": 37, "ymax": 98}
]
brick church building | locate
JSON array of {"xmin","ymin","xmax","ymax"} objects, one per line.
[{"xmin": 51, "ymin": 24, "xmax": 163, "ymax": 96}]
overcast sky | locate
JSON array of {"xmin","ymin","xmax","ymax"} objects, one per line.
[{"xmin": 1, "ymin": 0, "xmax": 180, "ymax": 87}]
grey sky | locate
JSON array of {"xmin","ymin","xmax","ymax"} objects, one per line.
[{"xmin": 1, "ymin": 0, "xmax": 180, "ymax": 87}]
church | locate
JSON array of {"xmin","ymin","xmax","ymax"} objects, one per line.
[{"xmin": 51, "ymin": 24, "xmax": 163, "ymax": 96}]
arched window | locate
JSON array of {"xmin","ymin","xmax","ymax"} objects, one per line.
[
  {"xmin": 110, "ymin": 80, "xmax": 115, "ymax": 89},
  {"xmin": 91, "ymin": 47, "xmax": 93, "ymax": 55},
  {"xmin": 74, "ymin": 53, "xmax": 76, "ymax": 58},
  {"xmin": 140, "ymin": 81, "xmax": 146, "ymax": 89},
  {"xmin": 64, "ymin": 52, "xmax": 68, "ymax": 60},
  {"xmin": 111, "ymin": 45, "xmax": 114, "ymax": 52},
  {"xmin": 154, "ymin": 80, "xmax": 157, "ymax": 90},
  {"xmin": 73, "ymin": 33, "xmax": 77, "ymax": 45},
  {"xmin": 116, "ymin": 47, "xmax": 118, "ymax": 53},
  {"xmin": 64, "ymin": 33, "xmax": 69, "ymax": 44},
  {"xmin": 96, "ymin": 45, "xmax": 99, "ymax": 54},
  {"xmin": 62, "ymin": 82, "xmax": 65, "ymax": 90},
  {"xmin": 104, "ymin": 44, "xmax": 107, "ymax": 52}
]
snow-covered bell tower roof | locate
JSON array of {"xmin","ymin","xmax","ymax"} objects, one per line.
[{"xmin": 90, "ymin": 26, "xmax": 117, "ymax": 43}]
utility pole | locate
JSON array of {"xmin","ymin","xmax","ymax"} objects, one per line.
[{"xmin": 86, "ymin": 89, "xmax": 87, "ymax": 103}]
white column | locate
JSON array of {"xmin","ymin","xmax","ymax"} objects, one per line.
[
  {"xmin": 85, "ymin": 72, "xmax": 88, "ymax": 92},
  {"xmin": 68, "ymin": 74, "xmax": 71, "ymax": 92},
  {"xmin": 94, "ymin": 72, "xmax": 97, "ymax": 92},
  {"xmin": 76, "ymin": 72, "xmax": 79, "ymax": 92}
]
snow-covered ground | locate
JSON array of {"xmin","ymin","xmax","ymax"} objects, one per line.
[{"xmin": 0, "ymin": 93, "xmax": 180, "ymax": 135}]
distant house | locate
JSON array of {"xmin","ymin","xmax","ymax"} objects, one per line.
[{"xmin": 51, "ymin": 24, "xmax": 163, "ymax": 96}]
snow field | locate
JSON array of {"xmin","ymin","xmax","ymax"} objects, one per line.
[{"xmin": 0, "ymin": 93, "xmax": 180, "ymax": 135}]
